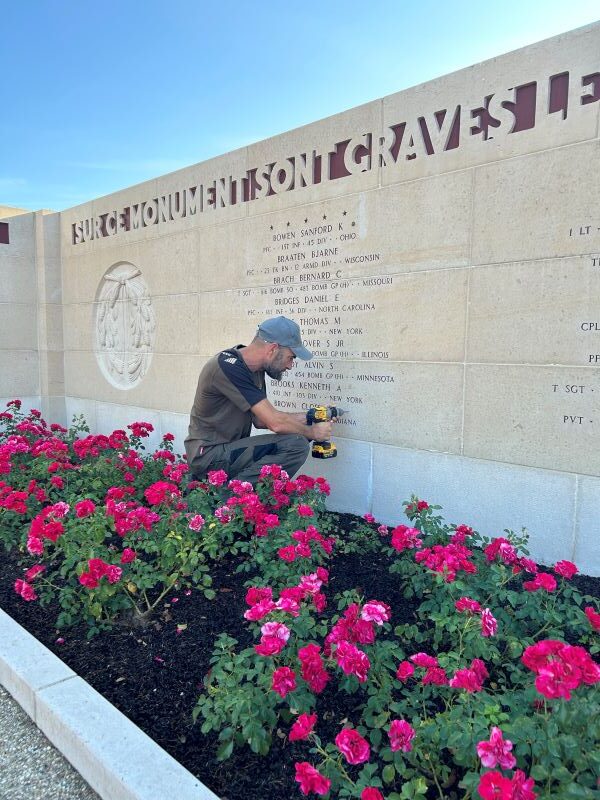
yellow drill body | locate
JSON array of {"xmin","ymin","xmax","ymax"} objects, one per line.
[{"xmin": 306, "ymin": 405, "xmax": 347, "ymax": 458}]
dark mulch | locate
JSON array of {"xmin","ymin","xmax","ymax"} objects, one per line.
[{"xmin": 0, "ymin": 516, "xmax": 598, "ymax": 800}]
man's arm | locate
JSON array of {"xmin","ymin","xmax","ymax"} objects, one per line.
[{"xmin": 251, "ymin": 399, "xmax": 332, "ymax": 441}]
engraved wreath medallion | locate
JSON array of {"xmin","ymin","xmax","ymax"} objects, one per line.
[{"xmin": 94, "ymin": 262, "xmax": 156, "ymax": 389}]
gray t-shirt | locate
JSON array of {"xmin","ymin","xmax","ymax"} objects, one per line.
[{"xmin": 184, "ymin": 345, "xmax": 266, "ymax": 463}]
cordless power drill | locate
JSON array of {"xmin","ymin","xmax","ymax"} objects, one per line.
[{"xmin": 306, "ymin": 406, "xmax": 347, "ymax": 458}]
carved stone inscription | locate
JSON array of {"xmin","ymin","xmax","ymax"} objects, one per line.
[
  {"xmin": 205, "ymin": 206, "xmax": 600, "ymax": 473},
  {"xmin": 94, "ymin": 262, "xmax": 156, "ymax": 390},
  {"xmin": 242, "ymin": 213, "xmax": 391, "ymax": 413}
]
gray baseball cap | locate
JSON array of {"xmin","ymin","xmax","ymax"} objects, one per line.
[{"xmin": 257, "ymin": 316, "xmax": 313, "ymax": 360}]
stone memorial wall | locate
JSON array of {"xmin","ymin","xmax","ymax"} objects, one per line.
[{"xmin": 1, "ymin": 23, "xmax": 599, "ymax": 572}]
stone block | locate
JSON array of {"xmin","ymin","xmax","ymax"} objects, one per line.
[
  {"xmin": 194, "ymin": 169, "xmax": 472, "ymax": 300},
  {"xmin": 362, "ymin": 172, "xmax": 472, "ymax": 274},
  {"xmin": 574, "ymin": 476, "xmax": 600, "ymax": 576},
  {"xmin": 463, "ymin": 364, "xmax": 600, "ymax": 474},
  {"xmin": 0, "ymin": 303, "xmax": 37, "ymax": 349},
  {"xmin": 39, "ymin": 256, "xmax": 63, "ymax": 305},
  {"xmin": 300, "ymin": 438, "xmax": 372, "ymax": 516},
  {"xmin": 158, "ymin": 411, "xmax": 190, "ymax": 457},
  {"xmin": 151, "ymin": 293, "xmax": 200, "ymax": 354},
  {"xmin": 467, "ymin": 256, "xmax": 599, "ymax": 365},
  {"xmin": 41, "ymin": 211, "xmax": 61, "ymax": 260},
  {"xmin": 198, "ymin": 265, "xmax": 467, "ymax": 362},
  {"xmin": 64, "ymin": 396, "xmax": 98, "ymax": 431},
  {"xmin": 40, "ymin": 350, "xmax": 66, "ymax": 396},
  {"xmin": 0, "ymin": 256, "xmax": 37, "ymax": 304},
  {"xmin": 0, "ymin": 211, "xmax": 35, "ymax": 259},
  {"xmin": 41, "ymin": 395, "xmax": 67, "ymax": 428},
  {"xmin": 38, "ymin": 303, "xmax": 65, "ymax": 352},
  {"xmin": 0, "ymin": 351, "xmax": 40, "ymax": 397},
  {"xmin": 371, "ymin": 444, "xmax": 577, "ymax": 567},
  {"xmin": 267, "ymin": 361, "xmax": 464, "ymax": 453},
  {"xmin": 133, "ymin": 354, "xmax": 206, "ymax": 414},
  {"xmin": 472, "ymin": 140, "xmax": 600, "ymax": 265},
  {"xmin": 0, "ymin": 609, "xmax": 76, "ymax": 719}
]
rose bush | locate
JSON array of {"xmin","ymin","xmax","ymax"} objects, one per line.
[
  {"xmin": 2, "ymin": 402, "xmax": 599, "ymax": 798},
  {"xmin": 196, "ymin": 496, "xmax": 599, "ymax": 799}
]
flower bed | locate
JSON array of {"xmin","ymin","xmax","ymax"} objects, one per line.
[{"xmin": 1, "ymin": 400, "xmax": 599, "ymax": 800}]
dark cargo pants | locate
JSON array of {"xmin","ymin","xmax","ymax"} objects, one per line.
[{"xmin": 189, "ymin": 434, "xmax": 310, "ymax": 484}]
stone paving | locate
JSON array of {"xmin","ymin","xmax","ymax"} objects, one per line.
[{"xmin": 0, "ymin": 685, "xmax": 99, "ymax": 800}]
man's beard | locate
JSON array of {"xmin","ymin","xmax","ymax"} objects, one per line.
[
  {"xmin": 265, "ymin": 365, "xmax": 285, "ymax": 381},
  {"xmin": 265, "ymin": 351, "xmax": 289, "ymax": 382}
]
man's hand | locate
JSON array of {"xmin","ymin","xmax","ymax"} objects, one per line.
[
  {"xmin": 251, "ymin": 398, "xmax": 332, "ymax": 440},
  {"xmin": 310, "ymin": 421, "xmax": 332, "ymax": 442}
]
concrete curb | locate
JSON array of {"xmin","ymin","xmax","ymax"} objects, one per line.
[{"xmin": 0, "ymin": 608, "xmax": 220, "ymax": 800}]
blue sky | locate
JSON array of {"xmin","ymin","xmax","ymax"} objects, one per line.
[{"xmin": 1, "ymin": 1, "xmax": 598, "ymax": 211}]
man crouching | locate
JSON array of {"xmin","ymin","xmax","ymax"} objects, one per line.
[{"xmin": 185, "ymin": 316, "xmax": 332, "ymax": 483}]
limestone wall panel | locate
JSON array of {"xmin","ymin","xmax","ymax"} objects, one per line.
[
  {"xmin": 371, "ymin": 444, "xmax": 578, "ymax": 567},
  {"xmin": 0, "ymin": 303, "xmax": 38, "ymax": 349},
  {"xmin": 62, "ymin": 304, "xmax": 94, "ymax": 351},
  {"xmin": 64, "ymin": 349, "xmax": 205, "ymax": 415},
  {"xmin": 471, "ymin": 140, "xmax": 600, "ymax": 265},
  {"xmin": 0, "ymin": 351, "xmax": 39, "ymax": 396},
  {"xmin": 150, "ymin": 294, "xmax": 200, "ymax": 354},
  {"xmin": 198, "ymin": 266, "xmax": 468, "ymax": 362},
  {"xmin": 464, "ymin": 364, "xmax": 600, "ymax": 474},
  {"xmin": 467, "ymin": 256, "xmax": 600, "ymax": 365},
  {"xmin": 194, "ymin": 169, "xmax": 473, "ymax": 295}
]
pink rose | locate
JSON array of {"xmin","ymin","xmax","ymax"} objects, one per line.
[
  {"xmin": 480, "ymin": 608, "xmax": 498, "ymax": 637},
  {"xmin": 245, "ymin": 586, "xmax": 273, "ymax": 606},
  {"xmin": 294, "ymin": 762, "xmax": 330, "ymax": 796},
  {"xmin": 410, "ymin": 652, "xmax": 438, "ymax": 668},
  {"xmin": 297, "ymin": 504, "xmax": 314, "ymax": 517},
  {"xmin": 26, "ymin": 536, "xmax": 44, "ymax": 555},
  {"xmin": 120, "ymin": 548, "xmax": 137, "ymax": 564},
  {"xmin": 455, "ymin": 597, "xmax": 482, "ymax": 614},
  {"xmin": 14, "ymin": 579, "xmax": 37, "ymax": 601},
  {"xmin": 450, "ymin": 668, "xmax": 484, "ymax": 693},
  {"xmin": 422, "ymin": 666, "xmax": 448, "ymax": 686},
  {"xmin": 335, "ymin": 641, "xmax": 370, "ymax": 683},
  {"xmin": 523, "ymin": 572, "xmax": 557, "ymax": 592},
  {"xmin": 75, "ymin": 499, "xmax": 96, "ymax": 518},
  {"xmin": 207, "ymin": 469, "xmax": 228, "ymax": 486},
  {"xmin": 361, "ymin": 600, "xmax": 391, "ymax": 625},
  {"xmin": 278, "ymin": 545, "xmax": 297, "ymax": 562},
  {"xmin": 388, "ymin": 719, "xmax": 415, "ymax": 752},
  {"xmin": 105, "ymin": 564, "xmax": 122, "ymax": 584},
  {"xmin": 289, "ymin": 713, "xmax": 317, "ymax": 741},
  {"xmin": 584, "ymin": 606, "xmax": 600, "ymax": 631},
  {"xmin": 24, "ymin": 564, "xmax": 45, "ymax": 581},
  {"xmin": 396, "ymin": 661, "xmax": 415, "ymax": 681},
  {"xmin": 362, "ymin": 790, "xmax": 384, "ymax": 800},
  {"xmin": 271, "ymin": 666, "xmax": 297, "ymax": 698},
  {"xmin": 188, "ymin": 514, "xmax": 205, "ymax": 532},
  {"xmin": 478, "ymin": 771, "xmax": 513, "ymax": 800},
  {"xmin": 476, "ymin": 726, "xmax": 516, "ymax": 769},
  {"xmin": 553, "ymin": 560, "xmax": 578, "ymax": 579},
  {"xmin": 79, "ymin": 571, "xmax": 99, "ymax": 589},
  {"xmin": 335, "ymin": 727, "xmax": 370, "ymax": 764}
]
